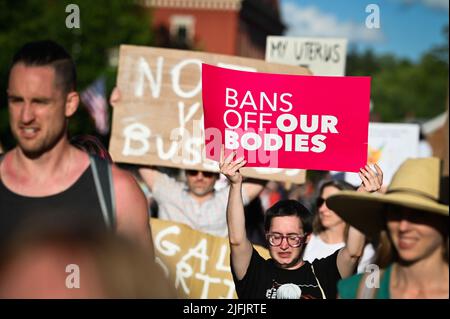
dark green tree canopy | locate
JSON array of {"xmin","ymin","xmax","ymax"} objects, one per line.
[
  {"xmin": 0, "ymin": 3, "xmax": 448, "ymax": 149},
  {"xmin": 0, "ymin": 0, "xmax": 153, "ymax": 149},
  {"xmin": 346, "ymin": 26, "xmax": 448, "ymax": 123}
]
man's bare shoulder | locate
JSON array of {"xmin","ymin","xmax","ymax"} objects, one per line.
[
  {"xmin": 110, "ymin": 164, "xmax": 144, "ymax": 201},
  {"xmin": 0, "ymin": 148, "xmax": 19, "ymax": 167},
  {"xmin": 109, "ymin": 164, "xmax": 152, "ymax": 250},
  {"xmin": 111, "ymin": 164, "xmax": 136, "ymax": 185}
]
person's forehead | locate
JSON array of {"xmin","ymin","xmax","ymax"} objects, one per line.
[
  {"xmin": 10, "ymin": 63, "xmax": 56, "ymax": 80},
  {"xmin": 322, "ymin": 185, "xmax": 340, "ymax": 195},
  {"xmin": 8, "ymin": 63, "xmax": 60, "ymax": 95},
  {"xmin": 385, "ymin": 206, "xmax": 447, "ymax": 227},
  {"xmin": 270, "ymin": 216, "xmax": 303, "ymax": 232}
]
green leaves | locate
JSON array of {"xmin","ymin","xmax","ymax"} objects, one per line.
[
  {"xmin": 346, "ymin": 26, "xmax": 448, "ymax": 123},
  {"xmin": 0, "ymin": 0, "xmax": 153, "ymax": 149}
]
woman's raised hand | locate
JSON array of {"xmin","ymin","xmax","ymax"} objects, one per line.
[
  {"xmin": 357, "ymin": 163, "xmax": 383, "ymax": 193},
  {"xmin": 219, "ymin": 146, "xmax": 247, "ymax": 185}
]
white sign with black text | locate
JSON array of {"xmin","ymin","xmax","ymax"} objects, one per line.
[{"xmin": 265, "ymin": 36, "xmax": 348, "ymax": 76}]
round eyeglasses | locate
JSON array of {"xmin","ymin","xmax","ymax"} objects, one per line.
[{"xmin": 266, "ymin": 233, "xmax": 307, "ymax": 248}]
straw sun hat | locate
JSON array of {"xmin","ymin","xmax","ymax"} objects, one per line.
[{"xmin": 326, "ymin": 157, "xmax": 449, "ymax": 239}]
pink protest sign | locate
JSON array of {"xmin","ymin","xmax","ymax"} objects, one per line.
[{"xmin": 202, "ymin": 64, "xmax": 371, "ymax": 172}]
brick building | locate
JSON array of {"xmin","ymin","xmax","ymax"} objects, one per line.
[{"xmin": 139, "ymin": 0, "xmax": 285, "ymax": 59}]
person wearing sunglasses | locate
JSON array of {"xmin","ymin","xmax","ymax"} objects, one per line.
[
  {"xmin": 303, "ymin": 174, "xmax": 381, "ymax": 273},
  {"xmin": 220, "ymin": 150, "xmax": 383, "ymax": 299},
  {"xmin": 137, "ymin": 165, "xmax": 265, "ymax": 237}
]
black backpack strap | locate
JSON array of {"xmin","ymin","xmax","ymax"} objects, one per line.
[
  {"xmin": 89, "ymin": 155, "xmax": 116, "ymax": 230},
  {"xmin": 0, "ymin": 154, "xmax": 4, "ymax": 176}
]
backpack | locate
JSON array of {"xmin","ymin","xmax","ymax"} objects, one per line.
[{"xmin": 89, "ymin": 155, "xmax": 116, "ymax": 229}]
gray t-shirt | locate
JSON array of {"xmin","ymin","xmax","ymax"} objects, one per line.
[{"xmin": 152, "ymin": 174, "xmax": 249, "ymax": 237}]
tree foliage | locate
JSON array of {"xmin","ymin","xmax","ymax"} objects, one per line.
[
  {"xmin": 346, "ymin": 26, "xmax": 449, "ymax": 123},
  {"xmin": 0, "ymin": 0, "xmax": 153, "ymax": 149},
  {"xmin": 0, "ymin": 2, "xmax": 448, "ymax": 149}
]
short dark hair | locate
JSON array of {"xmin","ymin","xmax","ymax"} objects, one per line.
[
  {"xmin": 11, "ymin": 40, "xmax": 77, "ymax": 93},
  {"xmin": 264, "ymin": 200, "xmax": 313, "ymax": 234}
]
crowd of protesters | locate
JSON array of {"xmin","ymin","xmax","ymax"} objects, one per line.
[{"xmin": 0, "ymin": 40, "xmax": 447, "ymax": 299}]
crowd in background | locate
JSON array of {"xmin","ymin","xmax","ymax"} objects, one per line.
[{"xmin": 0, "ymin": 40, "xmax": 447, "ymax": 300}]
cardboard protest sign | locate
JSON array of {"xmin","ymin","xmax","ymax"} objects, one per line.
[
  {"xmin": 266, "ymin": 36, "xmax": 348, "ymax": 76},
  {"xmin": 109, "ymin": 45, "xmax": 311, "ymax": 183},
  {"xmin": 345, "ymin": 123, "xmax": 420, "ymax": 186},
  {"xmin": 202, "ymin": 64, "xmax": 371, "ymax": 172},
  {"xmin": 151, "ymin": 218, "xmax": 269, "ymax": 299}
]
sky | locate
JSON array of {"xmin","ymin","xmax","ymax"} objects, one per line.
[{"xmin": 279, "ymin": 0, "xmax": 449, "ymax": 62}]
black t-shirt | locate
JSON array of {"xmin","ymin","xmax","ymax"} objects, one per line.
[{"xmin": 232, "ymin": 248, "xmax": 341, "ymax": 299}]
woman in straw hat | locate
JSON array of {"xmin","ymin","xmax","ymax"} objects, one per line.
[{"xmin": 327, "ymin": 157, "xmax": 449, "ymax": 299}]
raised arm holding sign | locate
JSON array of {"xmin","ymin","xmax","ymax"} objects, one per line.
[{"xmin": 220, "ymin": 148, "xmax": 382, "ymax": 299}]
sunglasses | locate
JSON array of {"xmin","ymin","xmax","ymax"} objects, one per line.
[
  {"xmin": 185, "ymin": 170, "xmax": 216, "ymax": 178},
  {"xmin": 316, "ymin": 197, "xmax": 326, "ymax": 208}
]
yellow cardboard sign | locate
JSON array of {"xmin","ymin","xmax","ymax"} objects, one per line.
[{"xmin": 151, "ymin": 218, "xmax": 269, "ymax": 299}]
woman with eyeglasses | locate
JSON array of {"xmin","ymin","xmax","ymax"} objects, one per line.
[
  {"xmin": 303, "ymin": 175, "xmax": 380, "ymax": 273},
  {"xmin": 220, "ymin": 150, "xmax": 383, "ymax": 299}
]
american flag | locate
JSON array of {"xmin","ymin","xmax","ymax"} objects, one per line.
[{"xmin": 80, "ymin": 77, "xmax": 109, "ymax": 135}]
